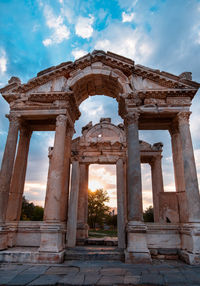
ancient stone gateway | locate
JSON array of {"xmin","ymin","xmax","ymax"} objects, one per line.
[{"xmin": 0, "ymin": 50, "xmax": 200, "ymax": 264}]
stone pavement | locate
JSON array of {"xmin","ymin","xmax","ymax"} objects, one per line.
[{"xmin": 0, "ymin": 259, "xmax": 200, "ymax": 286}]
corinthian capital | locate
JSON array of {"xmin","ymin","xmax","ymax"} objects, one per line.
[
  {"xmin": 124, "ymin": 112, "xmax": 140, "ymax": 126},
  {"xmin": 6, "ymin": 114, "xmax": 20, "ymax": 128},
  {"xmin": 177, "ymin": 112, "xmax": 191, "ymax": 126},
  {"xmin": 56, "ymin": 114, "xmax": 67, "ymax": 127}
]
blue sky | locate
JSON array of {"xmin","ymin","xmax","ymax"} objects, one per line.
[{"xmin": 0, "ymin": 0, "xmax": 200, "ymax": 209}]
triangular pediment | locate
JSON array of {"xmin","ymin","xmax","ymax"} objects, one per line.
[{"xmin": 0, "ymin": 50, "xmax": 199, "ymax": 105}]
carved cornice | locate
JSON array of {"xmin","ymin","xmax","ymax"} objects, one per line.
[
  {"xmin": 137, "ymin": 89, "xmax": 196, "ymax": 99},
  {"xmin": 135, "ymin": 65, "xmax": 199, "ymax": 90}
]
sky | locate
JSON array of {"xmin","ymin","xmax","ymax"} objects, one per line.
[{"xmin": 0, "ymin": 0, "xmax": 200, "ymax": 211}]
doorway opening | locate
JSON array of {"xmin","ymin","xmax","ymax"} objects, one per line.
[{"xmin": 87, "ymin": 164, "xmax": 118, "ymax": 245}]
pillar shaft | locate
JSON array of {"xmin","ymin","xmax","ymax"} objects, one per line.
[
  {"xmin": 0, "ymin": 115, "xmax": 19, "ymax": 222},
  {"xmin": 66, "ymin": 160, "xmax": 80, "ymax": 247},
  {"xmin": 44, "ymin": 115, "xmax": 67, "ymax": 222},
  {"xmin": 125, "ymin": 112, "xmax": 143, "ymax": 221},
  {"xmin": 150, "ymin": 155, "xmax": 164, "ymax": 222},
  {"xmin": 77, "ymin": 164, "xmax": 89, "ymax": 225},
  {"xmin": 170, "ymin": 128, "xmax": 185, "ymax": 192},
  {"xmin": 60, "ymin": 128, "xmax": 73, "ymax": 222},
  {"xmin": 116, "ymin": 158, "xmax": 126, "ymax": 249},
  {"xmin": 6, "ymin": 127, "xmax": 32, "ymax": 221},
  {"xmin": 178, "ymin": 112, "xmax": 200, "ymax": 222}
]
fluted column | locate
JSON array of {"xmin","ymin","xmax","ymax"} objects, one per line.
[
  {"xmin": 125, "ymin": 112, "xmax": 143, "ymax": 222},
  {"xmin": 66, "ymin": 160, "xmax": 80, "ymax": 247},
  {"xmin": 177, "ymin": 112, "xmax": 200, "ymax": 222},
  {"xmin": 150, "ymin": 155, "xmax": 164, "ymax": 222},
  {"xmin": 169, "ymin": 126, "xmax": 185, "ymax": 193},
  {"xmin": 116, "ymin": 158, "xmax": 126, "ymax": 249},
  {"xmin": 60, "ymin": 126, "xmax": 73, "ymax": 222},
  {"xmin": 0, "ymin": 114, "xmax": 20, "ymax": 223},
  {"xmin": 77, "ymin": 163, "xmax": 89, "ymax": 241},
  {"xmin": 124, "ymin": 111, "xmax": 151, "ymax": 263},
  {"xmin": 6, "ymin": 126, "xmax": 32, "ymax": 221},
  {"xmin": 44, "ymin": 114, "xmax": 67, "ymax": 222}
]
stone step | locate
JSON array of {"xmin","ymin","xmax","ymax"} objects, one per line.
[
  {"xmin": 77, "ymin": 237, "xmax": 118, "ymax": 246},
  {"xmin": 65, "ymin": 246, "xmax": 125, "ymax": 261}
]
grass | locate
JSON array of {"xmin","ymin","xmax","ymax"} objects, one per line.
[{"xmin": 88, "ymin": 229, "xmax": 117, "ymax": 238}]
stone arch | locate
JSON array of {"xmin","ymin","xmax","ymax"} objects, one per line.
[{"xmin": 67, "ymin": 63, "xmax": 133, "ymax": 105}]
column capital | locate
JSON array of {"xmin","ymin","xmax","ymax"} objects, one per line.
[
  {"xmin": 177, "ymin": 111, "xmax": 191, "ymax": 126},
  {"xmin": 6, "ymin": 114, "xmax": 20, "ymax": 128},
  {"xmin": 56, "ymin": 114, "xmax": 67, "ymax": 127},
  {"xmin": 124, "ymin": 112, "xmax": 140, "ymax": 126},
  {"xmin": 149, "ymin": 154, "xmax": 162, "ymax": 166}
]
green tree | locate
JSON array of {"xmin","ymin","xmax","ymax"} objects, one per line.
[
  {"xmin": 20, "ymin": 196, "xmax": 44, "ymax": 221},
  {"xmin": 143, "ymin": 205, "xmax": 154, "ymax": 222},
  {"xmin": 88, "ymin": 189, "xmax": 110, "ymax": 229}
]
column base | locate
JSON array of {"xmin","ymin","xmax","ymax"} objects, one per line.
[
  {"xmin": 179, "ymin": 250, "xmax": 200, "ymax": 265},
  {"xmin": 125, "ymin": 221, "xmax": 151, "ymax": 264},
  {"xmin": 39, "ymin": 222, "xmax": 66, "ymax": 253},
  {"xmin": 179, "ymin": 223, "xmax": 200, "ymax": 265},
  {"xmin": 0, "ymin": 224, "xmax": 8, "ymax": 250},
  {"xmin": 6, "ymin": 221, "xmax": 18, "ymax": 247}
]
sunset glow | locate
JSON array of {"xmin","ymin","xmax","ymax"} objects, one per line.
[{"xmin": 88, "ymin": 180, "xmax": 103, "ymax": 192}]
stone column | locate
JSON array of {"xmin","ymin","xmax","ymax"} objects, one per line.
[
  {"xmin": 43, "ymin": 115, "xmax": 67, "ymax": 222},
  {"xmin": 124, "ymin": 111, "xmax": 151, "ymax": 263},
  {"xmin": 177, "ymin": 112, "xmax": 200, "ymax": 265},
  {"xmin": 66, "ymin": 160, "xmax": 80, "ymax": 247},
  {"xmin": 170, "ymin": 127, "xmax": 185, "ymax": 193},
  {"xmin": 116, "ymin": 158, "xmax": 126, "ymax": 249},
  {"xmin": 6, "ymin": 126, "xmax": 32, "ymax": 222},
  {"xmin": 60, "ymin": 126, "xmax": 73, "ymax": 222},
  {"xmin": 177, "ymin": 112, "xmax": 200, "ymax": 222},
  {"xmin": 150, "ymin": 155, "xmax": 164, "ymax": 222},
  {"xmin": 0, "ymin": 114, "xmax": 20, "ymax": 223},
  {"xmin": 77, "ymin": 164, "xmax": 89, "ymax": 243},
  {"xmin": 0, "ymin": 114, "xmax": 20, "ymax": 250},
  {"xmin": 40, "ymin": 114, "xmax": 67, "ymax": 253},
  {"xmin": 169, "ymin": 126, "xmax": 187, "ymax": 222},
  {"xmin": 125, "ymin": 112, "xmax": 143, "ymax": 222}
]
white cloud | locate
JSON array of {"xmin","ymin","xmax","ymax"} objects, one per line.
[
  {"xmin": 94, "ymin": 25, "xmax": 153, "ymax": 63},
  {"xmin": 0, "ymin": 49, "xmax": 7, "ymax": 74},
  {"xmin": 43, "ymin": 38, "xmax": 52, "ymax": 46},
  {"xmin": 42, "ymin": 4, "xmax": 70, "ymax": 46},
  {"xmin": 122, "ymin": 11, "xmax": 135, "ymax": 22},
  {"xmin": 75, "ymin": 15, "xmax": 94, "ymax": 39},
  {"xmin": 71, "ymin": 49, "xmax": 88, "ymax": 60}
]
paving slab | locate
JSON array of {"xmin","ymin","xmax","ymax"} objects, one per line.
[
  {"xmin": 97, "ymin": 275, "xmax": 124, "ymax": 285},
  {"xmin": 7, "ymin": 273, "xmax": 40, "ymax": 285},
  {"xmin": 28, "ymin": 274, "xmax": 62, "ymax": 285},
  {"xmin": 100, "ymin": 267, "xmax": 126, "ymax": 276},
  {"xmin": 141, "ymin": 273, "xmax": 165, "ymax": 285},
  {"xmin": 124, "ymin": 275, "xmax": 141, "ymax": 285},
  {"xmin": 45, "ymin": 266, "xmax": 79, "ymax": 275},
  {"xmin": 163, "ymin": 272, "xmax": 187, "ymax": 284},
  {"xmin": 58, "ymin": 273, "xmax": 85, "ymax": 285},
  {"xmin": 83, "ymin": 273, "xmax": 101, "ymax": 285},
  {"xmin": 0, "ymin": 261, "xmax": 200, "ymax": 285}
]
